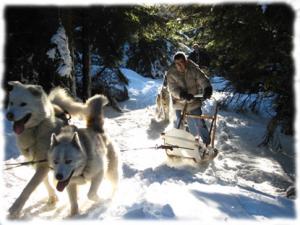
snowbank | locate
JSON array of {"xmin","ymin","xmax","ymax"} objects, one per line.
[{"xmin": 211, "ymin": 76, "xmax": 276, "ymax": 118}]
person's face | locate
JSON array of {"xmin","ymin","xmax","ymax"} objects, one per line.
[{"xmin": 175, "ymin": 58, "xmax": 187, "ymax": 73}]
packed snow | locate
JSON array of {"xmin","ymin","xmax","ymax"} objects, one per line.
[{"xmin": 1, "ymin": 68, "xmax": 296, "ymax": 223}]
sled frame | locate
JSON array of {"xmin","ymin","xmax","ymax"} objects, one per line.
[{"xmin": 177, "ymin": 99, "xmax": 218, "ymax": 148}]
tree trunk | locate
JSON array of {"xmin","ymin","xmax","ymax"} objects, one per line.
[
  {"xmin": 258, "ymin": 116, "xmax": 282, "ymax": 151},
  {"xmin": 81, "ymin": 10, "xmax": 91, "ymax": 102},
  {"xmin": 61, "ymin": 8, "xmax": 77, "ymax": 97}
]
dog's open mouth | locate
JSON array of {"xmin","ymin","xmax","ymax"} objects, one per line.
[
  {"xmin": 56, "ymin": 170, "xmax": 74, "ymax": 192},
  {"xmin": 13, "ymin": 113, "xmax": 32, "ymax": 135}
]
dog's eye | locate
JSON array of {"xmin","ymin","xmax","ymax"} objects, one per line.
[
  {"xmin": 65, "ymin": 160, "xmax": 72, "ymax": 164},
  {"xmin": 54, "ymin": 160, "xmax": 59, "ymax": 165},
  {"xmin": 20, "ymin": 102, "xmax": 27, "ymax": 107}
]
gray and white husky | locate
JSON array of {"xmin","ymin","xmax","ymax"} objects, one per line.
[
  {"xmin": 5, "ymin": 81, "xmax": 80, "ymax": 218},
  {"xmin": 48, "ymin": 94, "xmax": 120, "ymax": 216}
]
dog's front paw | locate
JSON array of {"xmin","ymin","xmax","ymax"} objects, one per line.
[
  {"xmin": 87, "ymin": 192, "xmax": 100, "ymax": 202},
  {"xmin": 8, "ymin": 203, "xmax": 22, "ymax": 219},
  {"xmin": 7, "ymin": 213, "xmax": 19, "ymax": 220},
  {"xmin": 70, "ymin": 206, "xmax": 79, "ymax": 217},
  {"xmin": 47, "ymin": 194, "xmax": 58, "ymax": 206}
]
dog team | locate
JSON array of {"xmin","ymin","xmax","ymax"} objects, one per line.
[{"xmin": 6, "ymin": 81, "xmax": 120, "ymax": 217}]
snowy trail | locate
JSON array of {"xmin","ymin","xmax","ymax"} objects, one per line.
[{"xmin": 2, "ymin": 68, "xmax": 295, "ymax": 221}]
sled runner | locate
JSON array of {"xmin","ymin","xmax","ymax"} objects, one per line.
[{"xmin": 162, "ymin": 96, "xmax": 219, "ymax": 163}]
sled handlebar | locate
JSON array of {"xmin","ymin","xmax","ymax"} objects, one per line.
[{"xmin": 184, "ymin": 94, "xmax": 204, "ymax": 102}]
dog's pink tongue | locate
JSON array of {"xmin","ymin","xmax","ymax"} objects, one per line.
[
  {"xmin": 13, "ymin": 122, "xmax": 25, "ymax": 135},
  {"xmin": 56, "ymin": 181, "xmax": 67, "ymax": 192}
]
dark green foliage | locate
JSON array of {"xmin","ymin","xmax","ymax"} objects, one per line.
[
  {"xmin": 208, "ymin": 4, "xmax": 294, "ymax": 93},
  {"xmin": 4, "ymin": 6, "xmax": 60, "ymax": 92},
  {"xmin": 4, "ymin": 6, "xmax": 171, "ymax": 94},
  {"xmin": 127, "ymin": 38, "xmax": 171, "ymax": 78},
  {"xmin": 4, "ymin": 4, "xmax": 295, "ymax": 137},
  {"xmin": 212, "ymin": 4, "xmax": 295, "ymax": 135},
  {"xmin": 174, "ymin": 4, "xmax": 294, "ymax": 136}
]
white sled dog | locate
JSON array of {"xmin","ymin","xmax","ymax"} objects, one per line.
[
  {"xmin": 48, "ymin": 93, "xmax": 120, "ymax": 216},
  {"xmin": 5, "ymin": 81, "xmax": 81, "ymax": 218}
]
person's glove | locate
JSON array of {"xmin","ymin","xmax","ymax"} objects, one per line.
[
  {"xmin": 180, "ymin": 90, "xmax": 194, "ymax": 101},
  {"xmin": 203, "ymin": 86, "xmax": 213, "ymax": 99}
]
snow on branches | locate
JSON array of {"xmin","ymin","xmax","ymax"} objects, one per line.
[{"xmin": 47, "ymin": 25, "xmax": 72, "ymax": 77}]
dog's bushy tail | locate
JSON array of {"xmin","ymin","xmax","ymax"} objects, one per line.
[
  {"xmin": 85, "ymin": 94, "xmax": 108, "ymax": 133},
  {"xmin": 49, "ymin": 88, "xmax": 108, "ymax": 132},
  {"xmin": 49, "ymin": 87, "xmax": 86, "ymax": 117}
]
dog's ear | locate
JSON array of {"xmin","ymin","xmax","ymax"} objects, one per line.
[
  {"xmin": 50, "ymin": 133, "xmax": 58, "ymax": 148},
  {"xmin": 8, "ymin": 81, "xmax": 22, "ymax": 86},
  {"xmin": 27, "ymin": 85, "xmax": 43, "ymax": 97},
  {"xmin": 71, "ymin": 132, "xmax": 83, "ymax": 151},
  {"xmin": 7, "ymin": 81, "xmax": 22, "ymax": 91}
]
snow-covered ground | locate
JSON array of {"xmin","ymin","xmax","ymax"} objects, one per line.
[{"xmin": 1, "ymin": 68, "xmax": 296, "ymax": 223}]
